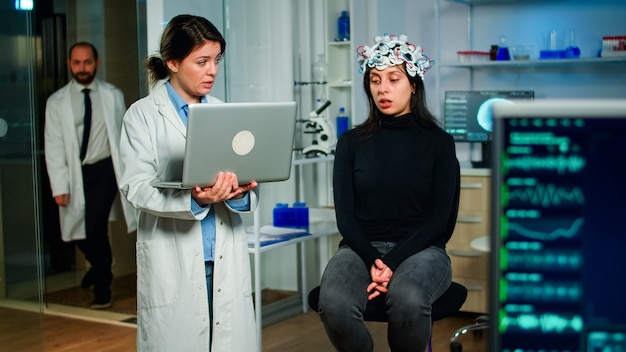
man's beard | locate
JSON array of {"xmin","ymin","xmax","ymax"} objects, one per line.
[{"xmin": 72, "ymin": 70, "xmax": 96, "ymax": 85}]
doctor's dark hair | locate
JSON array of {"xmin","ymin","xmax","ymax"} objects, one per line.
[
  {"xmin": 145, "ymin": 14, "xmax": 226, "ymax": 85},
  {"xmin": 69, "ymin": 42, "xmax": 99, "ymax": 60},
  {"xmin": 357, "ymin": 62, "xmax": 440, "ymax": 136}
]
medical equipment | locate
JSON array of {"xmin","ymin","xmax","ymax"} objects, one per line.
[{"xmin": 302, "ymin": 100, "xmax": 336, "ymax": 157}]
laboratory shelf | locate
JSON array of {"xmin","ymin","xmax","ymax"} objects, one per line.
[
  {"xmin": 439, "ymin": 56, "xmax": 626, "ymax": 68},
  {"xmin": 328, "ymin": 41, "xmax": 351, "ymax": 46},
  {"xmin": 247, "ymin": 221, "xmax": 338, "ymax": 254},
  {"xmin": 447, "ymin": 0, "xmax": 564, "ymax": 4}
]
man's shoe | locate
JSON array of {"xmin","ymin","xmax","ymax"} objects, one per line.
[
  {"xmin": 91, "ymin": 297, "xmax": 112, "ymax": 310},
  {"xmin": 81, "ymin": 269, "xmax": 94, "ymax": 289}
]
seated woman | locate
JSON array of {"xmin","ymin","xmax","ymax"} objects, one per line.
[{"xmin": 317, "ymin": 33, "xmax": 460, "ymax": 352}]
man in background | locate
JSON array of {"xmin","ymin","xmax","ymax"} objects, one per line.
[{"xmin": 44, "ymin": 42, "xmax": 136, "ymax": 309}]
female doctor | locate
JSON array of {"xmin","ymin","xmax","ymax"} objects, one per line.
[{"xmin": 119, "ymin": 15, "xmax": 258, "ymax": 352}]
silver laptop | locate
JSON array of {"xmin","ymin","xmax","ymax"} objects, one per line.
[{"xmin": 151, "ymin": 101, "xmax": 297, "ymax": 189}]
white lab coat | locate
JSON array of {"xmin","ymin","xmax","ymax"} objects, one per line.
[
  {"xmin": 118, "ymin": 81, "xmax": 258, "ymax": 352},
  {"xmin": 44, "ymin": 79, "xmax": 137, "ymax": 241}
]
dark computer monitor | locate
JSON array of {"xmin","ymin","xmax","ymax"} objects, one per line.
[
  {"xmin": 444, "ymin": 90, "xmax": 534, "ymax": 168},
  {"xmin": 444, "ymin": 90, "xmax": 535, "ymax": 142},
  {"xmin": 490, "ymin": 99, "xmax": 626, "ymax": 352}
]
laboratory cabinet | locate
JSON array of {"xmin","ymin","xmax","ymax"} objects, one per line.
[{"xmin": 447, "ymin": 170, "xmax": 491, "ymax": 313}]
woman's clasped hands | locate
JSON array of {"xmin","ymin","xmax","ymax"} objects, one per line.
[{"xmin": 367, "ymin": 258, "xmax": 393, "ymax": 300}]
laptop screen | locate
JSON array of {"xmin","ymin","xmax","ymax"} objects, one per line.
[{"xmin": 490, "ymin": 100, "xmax": 626, "ymax": 351}]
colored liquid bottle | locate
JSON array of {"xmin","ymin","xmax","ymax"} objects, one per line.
[
  {"xmin": 496, "ymin": 36, "xmax": 511, "ymax": 61},
  {"xmin": 337, "ymin": 10, "xmax": 350, "ymax": 41},
  {"xmin": 565, "ymin": 30, "xmax": 581, "ymax": 58},
  {"xmin": 336, "ymin": 107, "xmax": 349, "ymax": 138},
  {"xmin": 489, "ymin": 45, "xmax": 498, "ymax": 61}
]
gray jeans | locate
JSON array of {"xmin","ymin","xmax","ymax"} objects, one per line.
[{"xmin": 318, "ymin": 242, "xmax": 451, "ymax": 352}]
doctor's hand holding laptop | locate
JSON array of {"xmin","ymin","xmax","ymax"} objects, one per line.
[
  {"xmin": 150, "ymin": 101, "xmax": 298, "ymax": 195},
  {"xmin": 190, "ymin": 171, "xmax": 258, "ymax": 204}
]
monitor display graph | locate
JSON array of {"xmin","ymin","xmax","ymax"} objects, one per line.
[
  {"xmin": 490, "ymin": 100, "xmax": 626, "ymax": 352},
  {"xmin": 444, "ymin": 90, "xmax": 534, "ymax": 142}
]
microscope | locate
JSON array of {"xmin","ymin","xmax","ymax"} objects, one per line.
[{"xmin": 302, "ymin": 100, "xmax": 336, "ymax": 157}]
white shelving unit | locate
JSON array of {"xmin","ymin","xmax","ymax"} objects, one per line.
[
  {"xmin": 248, "ymin": 153, "xmax": 338, "ymax": 352},
  {"xmin": 324, "ymin": 0, "xmax": 355, "ymax": 138}
]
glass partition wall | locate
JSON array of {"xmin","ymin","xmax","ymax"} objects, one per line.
[
  {"xmin": 1, "ymin": 2, "xmax": 140, "ymax": 346},
  {"xmin": 0, "ymin": 1, "xmax": 45, "ymax": 347}
]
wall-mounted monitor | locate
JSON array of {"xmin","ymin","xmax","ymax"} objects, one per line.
[
  {"xmin": 490, "ymin": 99, "xmax": 626, "ymax": 352},
  {"xmin": 444, "ymin": 90, "xmax": 535, "ymax": 142}
]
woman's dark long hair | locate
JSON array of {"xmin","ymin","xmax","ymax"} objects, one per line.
[
  {"xmin": 357, "ymin": 63, "xmax": 440, "ymax": 136},
  {"xmin": 145, "ymin": 14, "xmax": 226, "ymax": 86}
]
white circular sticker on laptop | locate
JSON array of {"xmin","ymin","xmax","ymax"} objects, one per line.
[{"xmin": 232, "ymin": 130, "xmax": 255, "ymax": 155}]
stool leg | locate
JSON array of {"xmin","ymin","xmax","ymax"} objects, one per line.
[{"xmin": 428, "ymin": 336, "xmax": 433, "ymax": 352}]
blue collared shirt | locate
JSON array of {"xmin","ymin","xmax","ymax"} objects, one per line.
[{"xmin": 165, "ymin": 81, "xmax": 250, "ymax": 261}]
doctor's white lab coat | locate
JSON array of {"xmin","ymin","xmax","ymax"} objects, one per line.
[
  {"xmin": 118, "ymin": 82, "xmax": 258, "ymax": 352},
  {"xmin": 44, "ymin": 79, "xmax": 137, "ymax": 241}
]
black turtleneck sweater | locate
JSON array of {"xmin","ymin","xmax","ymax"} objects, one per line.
[{"xmin": 333, "ymin": 113, "xmax": 460, "ymax": 271}]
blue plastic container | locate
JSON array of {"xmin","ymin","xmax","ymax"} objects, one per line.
[
  {"xmin": 273, "ymin": 202, "xmax": 309, "ymax": 228},
  {"xmin": 540, "ymin": 50, "xmax": 566, "ymax": 59}
]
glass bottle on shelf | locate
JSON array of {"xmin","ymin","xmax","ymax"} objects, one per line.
[
  {"xmin": 337, "ymin": 10, "xmax": 350, "ymax": 41},
  {"xmin": 312, "ymin": 54, "xmax": 327, "ymax": 84},
  {"xmin": 490, "ymin": 45, "xmax": 498, "ymax": 61},
  {"xmin": 312, "ymin": 54, "xmax": 327, "ymax": 102}
]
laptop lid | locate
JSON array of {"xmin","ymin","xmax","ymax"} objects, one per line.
[
  {"xmin": 489, "ymin": 99, "xmax": 626, "ymax": 351},
  {"xmin": 152, "ymin": 101, "xmax": 297, "ymax": 189}
]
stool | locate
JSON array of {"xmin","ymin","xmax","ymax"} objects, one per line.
[{"xmin": 308, "ymin": 281, "xmax": 468, "ymax": 352}]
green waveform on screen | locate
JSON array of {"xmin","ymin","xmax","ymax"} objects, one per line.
[
  {"xmin": 501, "ymin": 312, "xmax": 583, "ymax": 334},
  {"xmin": 508, "ymin": 218, "xmax": 584, "ymax": 241},
  {"xmin": 506, "ymin": 155, "xmax": 586, "ymax": 174},
  {"xmin": 508, "ymin": 183, "xmax": 585, "ymax": 207}
]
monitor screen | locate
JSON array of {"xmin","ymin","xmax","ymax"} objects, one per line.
[
  {"xmin": 490, "ymin": 99, "xmax": 626, "ymax": 352},
  {"xmin": 444, "ymin": 90, "xmax": 534, "ymax": 142}
]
